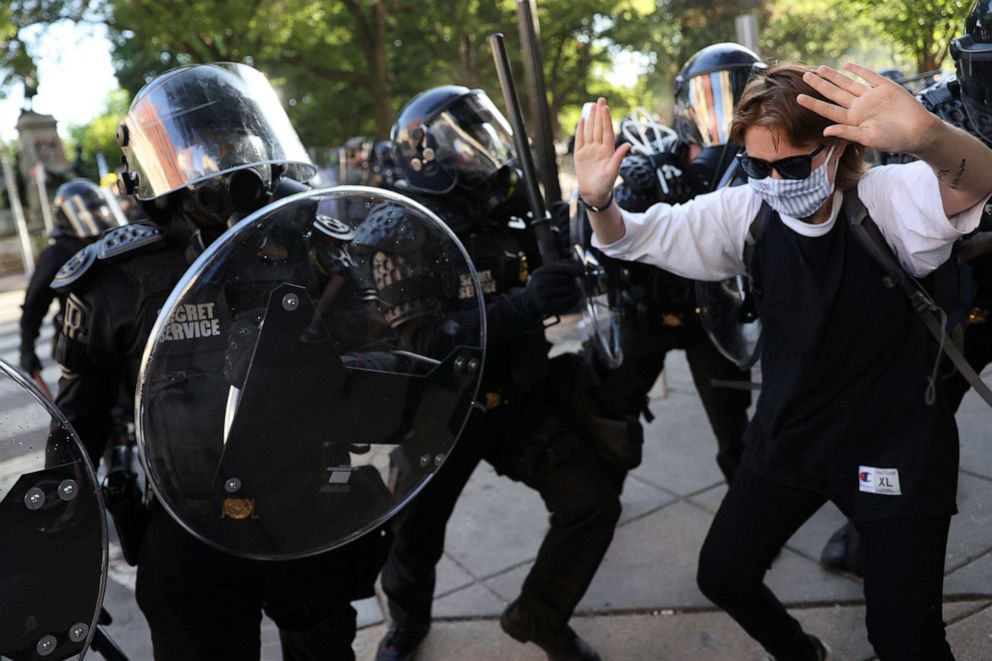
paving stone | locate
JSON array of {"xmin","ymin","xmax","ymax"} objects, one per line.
[
  {"xmin": 958, "ymin": 376, "xmax": 992, "ymax": 481},
  {"xmin": 355, "ymin": 596, "xmax": 384, "ymax": 629},
  {"xmin": 431, "ymin": 582, "xmax": 507, "ymax": 619},
  {"xmin": 780, "ymin": 501, "xmax": 851, "ymax": 563},
  {"xmin": 434, "ymin": 553, "xmax": 475, "ymax": 597},
  {"xmin": 946, "ymin": 472, "xmax": 992, "ymax": 573},
  {"xmin": 765, "ymin": 548, "xmax": 863, "ymax": 604},
  {"xmin": 686, "ymin": 482, "xmax": 728, "ymax": 514},
  {"xmin": 945, "ymin": 602, "xmax": 992, "ymax": 661},
  {"xmin": 355, "ymin": 623, "xmax": 387, "ymax": 661},
  {"xmin": 618, "ymin": 474, "xmax": 677, "ymax": 525},
  {"xmin": 442, "ymin": 462, "xmax": 548, "ymax": 579},
  {"xmin": 631, "ymin": 392, "xmax": 727, "ymax": 497},
  {"xmin": 574, "ymin": 500, "xmax": 714, "ymax": 610},
  {"xmin": 945, "ymin": 550, "xmax": 992, "ymax": 597}
]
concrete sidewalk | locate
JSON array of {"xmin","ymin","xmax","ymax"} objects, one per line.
[{"xmin": 77, "ymin": 315, "xmax": 992, "ymax": 660}]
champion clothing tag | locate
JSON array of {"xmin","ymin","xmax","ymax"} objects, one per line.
[{"xmin": 858, "ymin": 466, "xmax": 901, "ymax": 496}]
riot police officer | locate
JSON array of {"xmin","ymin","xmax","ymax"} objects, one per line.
[
  {"xmin": 600, "ymin": 43, "xmax": 763, "ymax": 482},
  {"xmin": 821, "ymin": 0, "xmax": 992, "ymax": 576},
  {"xmin": 19, "ymin": 179, "xmax": 112, "ymax": 387},
  {"xmin": 375, "ymin": 86, "xmax": 626, "ymax": 661},
  {"xmin": 51, "ymin": 63, "xmax": 383, "ymax": 661}
]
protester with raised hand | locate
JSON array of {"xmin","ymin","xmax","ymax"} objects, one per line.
[{"xmin": 574, "ymin": 62, "xmax": 992, "ymax": 660}]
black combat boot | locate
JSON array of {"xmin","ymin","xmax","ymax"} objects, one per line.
[
  {"xmin": 375, "ymin": 621, "xmax": 430, "ymax": 661},
  {"xmin": 819, "ymin": 520, "xmax": 864, "ymax": 577},
  {"xmin": 499, "ymin": 601, "xmax": 601, "ymax": 661}
]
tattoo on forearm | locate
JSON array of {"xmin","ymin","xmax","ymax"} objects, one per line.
[
  {"xmin": 951, "ymin": 158, "xmax": 966, "ymax": 190},
  {"xmin": 935, "ymin": 159, "xmax": 967, "ymax": 189}
]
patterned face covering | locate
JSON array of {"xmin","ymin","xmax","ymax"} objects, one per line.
[{"xmin": 748, "ymin": 145, "xmax": 836, "ymax": 219}]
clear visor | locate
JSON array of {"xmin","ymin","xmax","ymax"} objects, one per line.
[
  {"xmin": 125, "ymin": 63, "xmax": 317, "ymax": 199},
  {"xmin": 431, "ymin": 93, "xmax": 514, "ymax": 189},
  {"xmin": 955, "ymin": 38, "xmax": 992, "ymax": 142},
  {"xmin": 62, "ymin": 194, "xmax": 113, "ymax": 238},
  {"xmin": 675, "ymin": 69, "xmax": 749, "ymax": 148}
]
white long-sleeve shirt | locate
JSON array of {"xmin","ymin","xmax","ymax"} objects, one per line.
[{"xmin": 592, "ymin": 161, "xmax": 987, "ymax": 279}]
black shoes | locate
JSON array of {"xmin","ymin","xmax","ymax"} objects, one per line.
[
  {"xmin": 375, "ymin": 622, "xmax": 430, "ymax": 661},
  {"xmin": 820, "ymin": 520, "xmax": 864, "ymax": 577},
  {"xmin": 499, "ymin": 602, "xmax": 601, "ymax": 661}
]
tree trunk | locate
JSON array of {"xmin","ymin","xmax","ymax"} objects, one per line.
[{"xmin": 368, "ymin": 0, "xmax": 393, "ymax": 140}]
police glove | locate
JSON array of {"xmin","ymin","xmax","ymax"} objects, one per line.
[
  {"xmin": 20, "ymin": 349, "xmax": 41, "ymax": 374},
  {"xmin": 517, "ymin": 261, "xmax": 585, "ymax": 318}
]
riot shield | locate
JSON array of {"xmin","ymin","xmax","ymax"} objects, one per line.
[
  {"xmin": 137, "ymin": 186, "xmax": 486, "ymax": 560},
  {"xmin": 695, "ymin": 276, "xmax": 761, "ymax": 369},
  {"xmin": 570, "ymin": 202, "xmax": 623, "ymax": 368},
  {"xmin": 0, "ymin": 361, "xmax": 106, "ymax": 660},
  {"xmin": 694, "ymin": 158, "xmax": 762, "ymax": 369}
]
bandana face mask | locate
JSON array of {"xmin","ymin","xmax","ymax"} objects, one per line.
[{"xmin": 747, "ymin": 145, "xmax": 836, "ymax": 219}]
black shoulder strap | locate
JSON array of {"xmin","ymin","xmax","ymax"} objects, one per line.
[
  {"xmin": 843, "ymin": 187, "xmax": 992, "ymax": 408},
  {"xmin": 743, "ymin": 200, "xmax": 773, "ymax": 277}
]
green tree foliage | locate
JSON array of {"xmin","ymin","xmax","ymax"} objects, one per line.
[
  {"xmin": 842, "ymin": 0, "xmax": 970, "ymax": 73},
  {"xmin": 0, "ymin": 0, "xmax": 95, "ymax": 94},
  {"xmin": 65, "ymin": 87, "xmax": 129, "ymax": 180}
]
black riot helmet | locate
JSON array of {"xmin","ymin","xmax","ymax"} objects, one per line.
[
  {"xmin": 952, "ymin": 1, "xmax": 992, "ymax": 142},
  {"xmin": 391, "ymin": 86, "xmax": 516, "ymax": 196},
  {"xmin": 351, "ymin": 202, "xmax": 444, "ymax": 327},
  {"xmin": 116, "ymin": 62, "xmax": 317, "ymax": 229},
  {"xmin": 673, "ymin": 43, "xmax": 766, "ymax": 148},
  {"xmin": 51, "ymin": 179, "xmax": 114, "ymax": 239}
]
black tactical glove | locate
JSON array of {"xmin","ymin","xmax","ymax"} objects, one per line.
[
  {"xmin": 516, "ymin": 261, "xmax": 585, "ymax": 318},
  {"xmin": 20, "ymin": 349, "xmax": 41, "ymax": 374}
]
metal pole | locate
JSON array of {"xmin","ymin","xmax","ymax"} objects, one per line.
[
  {"xmin": 33, "ymin": 164, "xmax": 54, "ymax": 236},
  {"xmin": 515, "ymin": 0, "xmax": 562, "ymax": 204},
  {"xmin": 735, "ymin": 15, "xmax": 761, "ymax": 56},
  {"xmin": 488, "ymin": 32, "xmax": 558, "ymax": 265},
  {"xmin": 1, "ymin": 150, "xmax": 36, "ymax": 275}
]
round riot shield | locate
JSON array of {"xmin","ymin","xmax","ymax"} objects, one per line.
[
  {"xmin": 694, "ymin": 276, "xmax": 761, "ymax": 369},
  {"xmin": 0, "ymin": 361, "xmax": 106, "ymax": 660},
  {"xmin": 137, "ymin": 186, "xmax": 486, "ymax": 560},
  {"xmin": 570, "ymin": 202, "xmax": 624, "ymax": 368},
  {"xmin": 694, "ymin": 159, "xmax": 762, "ymax": 369}
]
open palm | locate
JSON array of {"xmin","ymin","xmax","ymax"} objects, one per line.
[
  {"xmin": 797, "ymin": 63, "xmax": 940, "ymax": 155},
  {"xmin": 573, "ymin": 98, "xmax": 631, "ymax": 204}
]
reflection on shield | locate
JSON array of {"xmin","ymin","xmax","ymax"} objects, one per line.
[
  {"xmin": 0, "ymin": 361, "xmax": 106, "ymax": 661},
  {"xmin": 695, "ymin": 275, "xmax": 761, "ymax": 369},
  {"xmin": 570, "ymin": 204, "xmax": 623, "ymax": 368},
  {"xmin": 137, "ymin": 186, "xmax": 486, "ymax": 560}
]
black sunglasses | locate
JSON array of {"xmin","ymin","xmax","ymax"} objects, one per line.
[{"xmin": 737, "ymin": 144, "xmax": 826, "ymax": 180}]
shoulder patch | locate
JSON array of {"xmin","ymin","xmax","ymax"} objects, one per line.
[
  {"xmin": 97, "ymin": 224, "xmax": 165, "ymax": 261},
  {"xmin": 62, "ymin": 293, "xmax": 91, "ymax": 343},
  {"xmin": 51, "ymin": 243, "xmax": 98, "ymax": 292}
]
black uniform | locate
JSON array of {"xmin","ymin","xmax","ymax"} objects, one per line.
[
  {"xmin": 606, "ymin": 148, "xmax": 752, "ymax": 481},
  {"xmin": 19, "ymin": 235, "xmax": 87, "ymax": 373},
  {"xmin": 52, "ymin": 221, "xmax": 381, "ymax": 661},
  {"xmin": 379, "ymin": 190, "xmax": 623, "ymax": 637}
]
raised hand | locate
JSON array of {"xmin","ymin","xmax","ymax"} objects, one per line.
[
  {"xmin": 797, "ymin": 63, "xmax": 941, "ymax": 156},
  {"xmin": 574, "ymin": 98, "xmax": 631, "ymax": 207}
]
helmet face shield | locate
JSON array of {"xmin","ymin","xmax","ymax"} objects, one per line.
[
  {"xmin": 954, "ymin": 35, "xmax": 992, "ymax": 142},
  {"xmin": 53, "ymin": 180, "xmax": 114, "ymax": 238},
  {"xmin": 674, "ymin": 67, "xmax": 754, "ymax": 148},
  {"xmin": 124, "ymin": 63, "xmax": 317, "ymax": 199},
  {"xmin": 430, "ymin": 92, "xmax": 514, "ymax": 189},
  {"xmin": 62, "ymin": 194, "xmax": 113, "ymax": 238}
]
